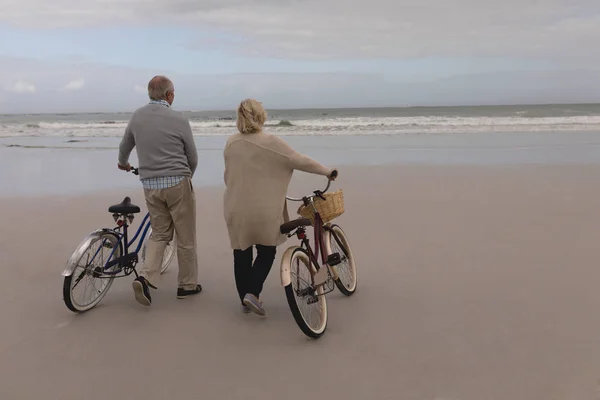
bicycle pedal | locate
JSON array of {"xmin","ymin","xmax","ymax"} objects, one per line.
[{"xmin": 326, "ymin": 252, "xmax": 341, "ymax": 266}]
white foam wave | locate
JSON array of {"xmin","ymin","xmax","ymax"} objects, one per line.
[
  {"xmin": 1, "ymin": 115, "xmax": 600, "ymax": 138},
  {"xmin": 38, "ymin": 121, "xmax": 129, "ymax": 129},
  {"xmin": 290, "ymin": 115, "xmax": 600, "ymax": 128}
]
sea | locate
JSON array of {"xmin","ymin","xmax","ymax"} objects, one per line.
[
  {"xmin": 2, "ymin": 103, "xmax": 600, "ymax": 139},
  {"xmin": 2, "ymin": 104, "xmax": 600, "ymax": 196}
]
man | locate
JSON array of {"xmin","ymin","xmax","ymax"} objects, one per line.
[{"xmin": 117, "ymin": 75, "xmax": 201, "ymax": 306}]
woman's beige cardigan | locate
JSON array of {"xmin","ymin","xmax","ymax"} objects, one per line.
[{"xmin": 223, "ymin": 132, "xmax": 333, "ymax": 250}]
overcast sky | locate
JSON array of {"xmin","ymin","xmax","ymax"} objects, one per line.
[{"xmin": 0, "ymin": 0, "xmax": 599, "ymax": 113}]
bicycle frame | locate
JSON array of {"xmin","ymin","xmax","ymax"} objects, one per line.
[
  {"xmin": 283, "ymin": 174, "xmax": 346, "ymax": 290},
  {"xmin": 297, "ymin": 210, "xmax": 326, "ymax": 265},
  {"xmin": 295, "ymin": 209, "xmax": 342, "ymax": 286},
  {"xmin": 99, "ymin": 211, "xmax": 154, "ymax": 276},
  {"xmin": 63, "ymin": 166, "xmax": 162, "ymax": 279},
  {"xmin": 62, "ymin": 211, "xmax": 153, "ymax": 278}
]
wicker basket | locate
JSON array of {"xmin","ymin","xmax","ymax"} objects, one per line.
[{"xmin": 297, "ymin": 189, "xmax": 345, "ymax": 224}]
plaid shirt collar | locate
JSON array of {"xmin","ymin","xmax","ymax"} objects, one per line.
[{"xmin": 149, "ymin": 99, "xmax": 170, "ymax": 108}]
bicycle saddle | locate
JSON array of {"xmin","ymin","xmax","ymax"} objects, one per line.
[
  {"xmin": 280, "ymin": 218, "xmax": 312, "ymax": 234},
  {"xmin": 108, "ymin": 196, "xmax": 141, "ymax": 214}
]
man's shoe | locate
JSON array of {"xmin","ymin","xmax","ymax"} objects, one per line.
[
  {"xmin": 177, "ymin": 284, "xmax": 203, "ymax": 299},
  {"xmin": 132, "ymin": 276, "xmax": 152, "ymax": 306}
]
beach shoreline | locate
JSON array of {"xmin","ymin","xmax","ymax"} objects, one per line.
[{"xmin": 3, "ymin": 129, "xmax": 600, "ymax": 198}]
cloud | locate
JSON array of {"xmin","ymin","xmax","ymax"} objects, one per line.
[
  {"xmin": 8, "ymin": 80, "xmax": 36, "ymax": 94},
  {"xmin": 0, "ymin": 0, "xmax": 599, "ymax": 63},
  {"xmin": 63, "ymin": 78, "xmax": 85, "ymax": 90}
]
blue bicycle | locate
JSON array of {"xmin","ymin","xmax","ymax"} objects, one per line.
[{"xmin": 61, "ymin": 167, "xmax": 176, "ymax": 313}]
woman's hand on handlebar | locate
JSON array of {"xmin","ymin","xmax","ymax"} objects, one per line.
[{"xmin": 329, "ymin": 169, "xmax": 338, "ymax": 181}]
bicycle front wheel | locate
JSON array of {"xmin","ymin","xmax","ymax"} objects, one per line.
[
  {"xmin": 63, "ymin": 231, "xmax": 122, "ymax": 313},
  {"xmin": 282, "ymin": 247, "xmax": 328, "ymax": 339},
  {"xmin": 140, "ymin": 227, "xmax": 176, "ymax": 274},
  {"xmin": 326, "ymin": 224, "xmax": 357, "ymax": 296}
]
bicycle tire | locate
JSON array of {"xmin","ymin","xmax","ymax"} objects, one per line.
[
  {"xmin": 63, "ymin": 231, "xmax": 122, "ymax": 313},
  {"xmin": 282, "ymin": 246, "xmax": 328, "ymax": 339},
  {"xmin": 326, "ymin": 224, "xmax": 357, "ymax": 296}
]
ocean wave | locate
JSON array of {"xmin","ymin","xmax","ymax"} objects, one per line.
[
  {"xmin": 1, "ymin": 115, "xmax": 599, "ymax": 138},
  {"xmin": 4, "ymin": 143, "xmax": 113, "ymax": 150},
  {"xmin": 289, "ymin": 115, "xmax": 600, "ymax": 128}
]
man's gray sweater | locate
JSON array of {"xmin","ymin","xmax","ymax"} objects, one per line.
[{"xmin": 118, "ymin": 103, "xmax": 198, "ymax": 180}]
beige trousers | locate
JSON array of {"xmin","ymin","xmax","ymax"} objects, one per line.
[{"xmin": 140, "ymin": 177, "xmax": 198, "ymax": 290}]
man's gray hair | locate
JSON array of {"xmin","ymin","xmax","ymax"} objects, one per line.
[{"xmin": 147, "ymin": 75, "xmax": 174, "ymax": 100}]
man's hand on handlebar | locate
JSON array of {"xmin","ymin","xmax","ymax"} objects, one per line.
[
  {"xmin": 118, "ymin": 163, "xmax": 139, "ymax": 175},
  {"xmin": 118, "ymin": 163, "xmax": 132, "ymax": 172}
]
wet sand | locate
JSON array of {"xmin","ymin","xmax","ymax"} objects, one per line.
[{"xmin": 1, "ymin": 165, "xmax": 600, "ymax": 399}]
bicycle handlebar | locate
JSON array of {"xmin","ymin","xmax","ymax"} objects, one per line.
[{"xmin": 286, "ymin": 169, "xmax": 338, "ymax": 202}]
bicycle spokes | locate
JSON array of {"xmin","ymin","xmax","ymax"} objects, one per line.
[{"xmin": 69, "ymin": 239, "xmax": 116, "ymax": 308}]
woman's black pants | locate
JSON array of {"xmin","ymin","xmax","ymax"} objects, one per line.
[{"xmin": 233, "ymin": 245, "xmax": 277, "ymax": 304}]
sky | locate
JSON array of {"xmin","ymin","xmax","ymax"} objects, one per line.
[{"xmin": 0, "ymin": 0, "xmax": 599, "ymax": 113}]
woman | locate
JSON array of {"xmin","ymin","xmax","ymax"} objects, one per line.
[{"xmin": 223, "ymin": 99, "xmax": 337, "ymax": 316}]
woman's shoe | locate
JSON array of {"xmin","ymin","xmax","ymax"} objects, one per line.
[{"xmin": 243, "ymin": 293, "xmax": 266, "ymax": 316}]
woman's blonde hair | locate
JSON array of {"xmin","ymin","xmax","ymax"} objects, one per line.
[{"xmin": 236, "ymin": 98, "xmax": 267, "ymax": 134}]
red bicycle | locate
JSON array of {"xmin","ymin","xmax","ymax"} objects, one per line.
[{"xmin": 279, "ymin": 171, "xmax": 357, "ymax": 338}]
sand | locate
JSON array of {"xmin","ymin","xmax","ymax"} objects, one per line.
[{"xmin": 1, "ymin": 164, "xmax": 600, "ymax": 400}]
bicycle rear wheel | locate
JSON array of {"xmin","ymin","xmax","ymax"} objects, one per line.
[
  {"xmin": 282, "ymin": 247, "xmax": 328, "ymax": 339},
  {"xmin": 326, "ymin": 224, "xmax": 357, "ymax": 296},
  {"xmin": 140, "ymin": 227, "xmax": 176, "ymax": 274},
  {"xmin": 63, "ymin": 231, "xmax": 122, "ymax": 313}
]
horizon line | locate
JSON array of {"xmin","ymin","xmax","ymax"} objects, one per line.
[{"xmin": 1, "ymin": 101, "xmax": 599, "ymax": 117}]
